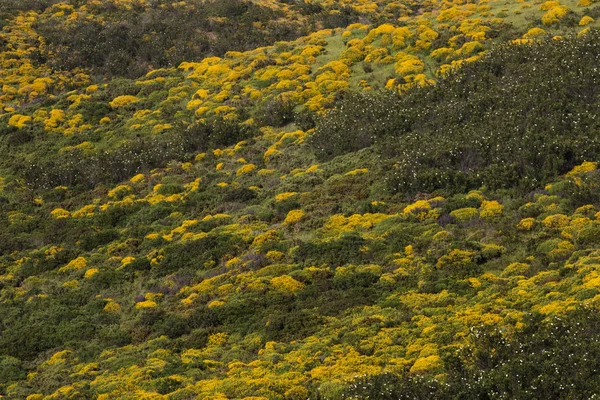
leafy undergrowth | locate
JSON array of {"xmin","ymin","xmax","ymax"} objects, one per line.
[
  {"xmin": 5, "ymin": 130, "xmax": 600, "ymax": 398},
  {"xmin": 1, "ymin": 0, "xmax": 600, "ymax": 399}
]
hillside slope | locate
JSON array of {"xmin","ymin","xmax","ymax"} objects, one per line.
[{"xmin": 1, "ymin": 0, "xmax": 600, "ymax": 399}]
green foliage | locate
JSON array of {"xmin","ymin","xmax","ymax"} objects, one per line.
[
  {"xmin": 342, "ymin": 307, "xmax": 600, "ymax": 399},
  {"xmin": 18, "ymin": 116, "xmax": 257, "ymax": 189},
  {"xmin": 255, "ymin": 98, "xmax": 296, "ymax": 128},
  {"xmin": 1, "ymin": 1, "xmax": 600, "ymax": 398},
  {"xmin": 158, "ymin": 233, "xmax": 249, "ymax": 275},
  {"xmin": 309, "ymin": 91, "xmax": 400, "ymax": 160},
  {"xmin": 36, "ymin": 0, "xmax": 301, "ymax": 78},
  {"xmin": 294, "ymin": 232, "xmax": 370, "ymax": 266},
  {"xmin": 311, "ymin": 31, "xmax": 600, "ymax": 195},
  {"xmin": 0, "ymin": 356, "xmax": 26, "ymax": 387}
]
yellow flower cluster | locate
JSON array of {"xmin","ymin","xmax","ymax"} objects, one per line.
[
  {"xmin": 284, "ymin": 209, "xmax": 305, "ymax": 225},
  {"xmin": 271, "ymin": 275, "xmax": 305, "ymax": 293},
  {"xmin": 109, "ymin": 95, "xmax": 140, "ymax": 108},
  {"xmin": 59, "ymin": 257, "xmax": 87, "ymax": 272}
]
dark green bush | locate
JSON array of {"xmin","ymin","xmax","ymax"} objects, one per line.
[
  {"xmin": 35, "ymin": 0, "xmax": 305, "ymax": 78},
  {"xmin": 255, "ymin": 98, "xmax": 296, "ymax": 127},
  {"xmin": 294, "ymin": 232, "xmax": 368, "ymax": 266}
]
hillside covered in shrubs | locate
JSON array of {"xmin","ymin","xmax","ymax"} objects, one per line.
[{"xmin": 1, "ymin": 0, "xmax": 600, "ymax": 399}]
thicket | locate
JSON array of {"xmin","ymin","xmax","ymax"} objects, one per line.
[
  {"xmin": 310, "ymin": 30, "xmax": 600, "ymax": 195},
  {"xmin": 31, "ymin": 0, "xmax": 364, "ymax": 78},
  {"xmin": 12, "ymin": 117, "xmax": 257, "ymax": 190},
  {"xmin": 0, "ymin": 0, "xmax": 60, "ymax": 13},
  {"xmin": 342, "ymin": 307, "xmax": 600, "ymax": 399},
  {"xmin": 34, "ymin": 0, "xmax": 293, "ymax": 78}
]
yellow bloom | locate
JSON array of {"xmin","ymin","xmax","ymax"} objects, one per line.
[
  {"xmin": 284, "ymin": 209, "xmax": 305, "ymax": 225},
  {"xmin": 479, "ymin": 200, "xmax": 503, "ymax": 219},
  {"xmin": 236, "ymin": 163, "xmax": 257, "ymax": 176},
  {"xmin": 135, "ymin": 300, "xmax": 158, "ymax": 309},
  {"xmin": 109, "ymin": 95, "xmax": 139, "ymax": 108},
  {"xmin": 130, "ymin": 173, "xmax": 145, "ymax": 184},
  {"xmin": 60, "ymin": 257, "xmax": 87, "ymax": 272},
  {"xmin": 84, "ymin": 268, "xmax": 99, "ymax": 279},
  {"xmin": 271, "ymin": 275, "xmax": 305, "ymax": 293},
  {"xmin": 275, "ymin": 192, "xmax": 298, "ymax": 202},
  {"xmin": 51, "ymin": 208, "xmax": 70, "ymax": 219}
]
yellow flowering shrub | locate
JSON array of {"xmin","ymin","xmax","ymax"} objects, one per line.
[
  {"xmin": 130, "ymin": 173, "xmax": 145, "ymax": 184},
  {"xmin": 208, "ymin": 332, "xmax": 228, "ymax": 346},
  {"xmin": 466, "ymin": 190, "xmax": 485, "ymax": 202},
  {"xmin": 181, "ymin": 348, "xmax": 204, "ymax": 366},
  {"xmin": 109, "ymin": 95, "xmax": 140, "ymax": 108},
  {"xmin": 501, "ymin": 262, "xmax": 530, "ymax": 277},
  {"xmin": 181, "ymin": 293, "xmax": 199, "ymax": 306},
  {"xmin": 403, "ymin": 200, "xmax": 433, "ymax": 220},
  {"xmin": 72, "ymin": 205, "xmax": 96, "ymax": 218},
  {"xmin": 60, "ymin": 257, "xmax": 87, "ymax": 272},
  {"xmin": 404, "ymin": 200, "xmax": 430, "ymax": 215},
  {"xmin": 409, "ymin": 355, "xmax": 443, "ymax": 374},
  {"xmin": 395, "ymin": 59, "xmax": 424, "ymax": 77},
  {"xmin": 271, "ymin": 275, "xmax": 305, "ymax": 293},
  {"xmin": 284, "ymin": 209, "xmax": 305, "ymax": 225},
  {"xmin": 523, "ymin": 27, "xmax": 547, "ymax": 39},
  {"xmin": 345, "ymin": 168, "xmax": 368, "ymax": 176},
  {"xmin": 436, "ymin": 249, "xmax": 476, "ymax": 274},
  {"xmin": 236, "ymin": 163, "xmax": 257, "ymax": 176},
  {"xmin": 323, "ymin": 213, "xmax": 390, "ymax": 235},
  {"xmin": 450, "ymin": 207, "xmax": 478, "ymax": 222},
  {"xmin": 266, "ymin": 250, "xmax": 284, "ymax": 262},
  {"xmin": 540, "ymin": 1, "xmax": 560, "ymax": 10},
  {"xmin": 251, "ymin": 230, "xmax": 280, "ymax": 249},
  {"xmin": 84, "ymin": 268, "xmax": 99, "ymax": 279},
  {"xmin": 135, "ymin": 300, "xmax": 158, "ymax": 309},
  {"xmin": 275, "ymin": 192, "xmax": 298, "ymax": 202},
  {"xmin": 208, "ymin": 300, "xmax": 226, "ymax": 308},
  {"xmin": 44, "ymin": 109, "xmax": 66, "ymax": 131},
  {"xmin": 121, "ymin": 256, "xmax": 136, "ymax": 267},
  {"xmin": 542, "ymin": 214, "xmax": 570, "ymax": 229},
  {"xmin": 541, "ymin": 5, "xmax": 569, "ymax": 25},
  {"xmin": 51, "ymin": 208, "xmax": 71, "ymax": 219},
  {"xmin": 45, "ymin": 350, "xmax": 71, "ymax": 366},
  {"xmin": 8, "ymin": 114, "xmax": 32, "ymax": 128},
  {"xmin": 479, "ymin": 200, "xmax": 503, "ymax": 219},
  {"xmin": 568, "ymin": 161, "xmax": 597, "ymax": 176},
  {"xmin": 548, "ymin": 240, "xmax": 575, "ymax": 261},
  {"xmin": 108, "ymin": 185, "xmax": 132, "ymax": 199},
  {"xmin": 225, "ymin": 257, "xmax": 241, "ymax": 269},
  {"xmin": 517, "ymin": 218, "xmax": 536, "ymax": 230}
]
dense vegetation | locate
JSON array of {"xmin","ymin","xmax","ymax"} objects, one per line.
[
  {"xmin": 343, "ymin": 307, "xmax": 600, "ymax": 399},
  {"xmin": 1, "ymin": 0, "xmax": 600, "ymax": 398},
  {"xmin": 35, "ymin": 0, "xmax": 306, "ymax": 78},
  {"xmin": 311, "ymin": 31, "xmax": 600, "ymax": 194}
]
